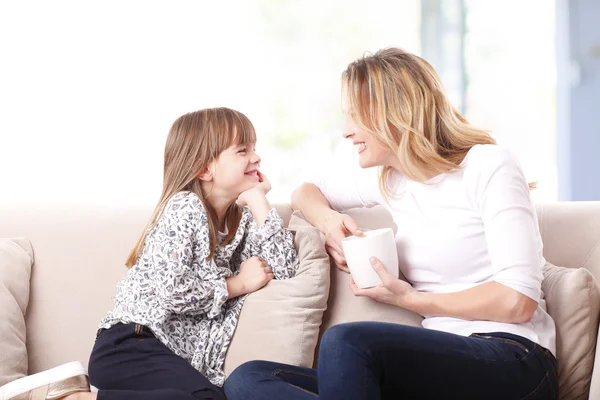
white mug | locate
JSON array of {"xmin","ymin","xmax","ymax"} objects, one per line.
[{"xmin": 341, "ymin": 228, "xmax": 399, "ymax": 289}]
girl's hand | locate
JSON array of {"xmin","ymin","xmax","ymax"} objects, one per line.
[
  {"xmin": 350, "ymin": 256, "xmax": 416, "ymax": 309},
  {"xmin": 238, "ymin": 171, "xmax": 271, "ymax": 207},
  {"xmin": 322, "ymin": 211, "xmax": 363, "ymax": 273},
  {"xmin": 237, "ymin": 256, "xmax": 274, "ymax": 294}
]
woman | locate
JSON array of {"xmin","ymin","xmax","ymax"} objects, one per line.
[{"xmin": 224, "ymin": 48, "xmax": 558, "ymax": 399}]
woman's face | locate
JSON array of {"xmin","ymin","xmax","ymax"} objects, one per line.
[{"xmin": 341, "ymin": 94, "xmax": 396, "ymax": 169}]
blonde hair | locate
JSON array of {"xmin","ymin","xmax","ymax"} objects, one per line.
[
  {"xmin": 125, "ymin": 107, "xmax": 257, "ymax": 268},
  {"xmin": 342, "ymin": 47, "xmax": 515, "ymax": 197}
]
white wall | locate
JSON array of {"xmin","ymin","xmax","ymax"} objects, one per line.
[{"xmin": 0, "ymin": 1, "xmax": 420, "ymax": 205}]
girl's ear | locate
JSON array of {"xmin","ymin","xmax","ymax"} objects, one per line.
[{"xmin": 198, "ymin": 165, "xmax": 213, "ymax": 182}]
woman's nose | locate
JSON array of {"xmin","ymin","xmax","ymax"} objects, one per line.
[{"xmin": 342, "ymin": 119, "xmax": 355, "ymax": 139}]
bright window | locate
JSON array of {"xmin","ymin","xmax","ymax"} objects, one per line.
[
  {"xmin": 464, "ymin": 0, "xmax": 557, "ymax": 201},
  {"xmin": 0, "ymin": 1, "xmax": 557, "ymax": 205}
]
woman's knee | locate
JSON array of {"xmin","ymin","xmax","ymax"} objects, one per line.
[
  {"xmin": 224, "ymin": 360, "xmax": 276, "ymax": 395},
  {"xmin": 319, "ymin": 322, "xmax": 416, "ymax": 362},
  {"xmin": 320, "ymin": 323, "xmax": 369, "ymax": 355},
  {"xmin": 229, "ymin": 360, "xmax": 276, "ymax": 378}
]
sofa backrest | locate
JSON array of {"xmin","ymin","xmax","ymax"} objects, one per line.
[
  {"xmin": 0, "ymin": 204, "xmax": 154, "ymax": 374},
  {"xmin": 1, "ymin": 201, "xmax": 599, "ymax": 397},
  {"xmin": 0, "ymin": 204, "xmax": 293, "ymax": 375},
  {"xmin": 535, "ymin": 202, "xmax": 600, "ymax": 399},
  {"xmin": 327, "ymin": 202, "xmax": 600, "ymax": 399}
]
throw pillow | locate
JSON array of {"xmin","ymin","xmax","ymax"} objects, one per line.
[
  {"xmin": 0, "ymin": 238, "xmax": 34, "ymax": 386},
  {"xmin": 542, "ymin": 261, "xmax": 600, "ymax": 399},
  {"xmin": 223, "ymin": 218, "xmax": 330, "ymax": 376},
  {"xmin": 288, "ymin": 210, "xmax": 424, "ymax": 366}
]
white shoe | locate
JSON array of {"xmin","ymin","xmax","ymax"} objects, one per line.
[{"xmin": 0, "ymin": 361, "xmax": 90, "ymax": 400}]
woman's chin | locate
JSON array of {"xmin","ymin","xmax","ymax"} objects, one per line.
[
  {"xmin": 358, "ymin": 158, "xmax": 375, "ymax": 169},
  {"xmin": 358, "ymin": 153, "xmax": 386, "ymax": 169}
]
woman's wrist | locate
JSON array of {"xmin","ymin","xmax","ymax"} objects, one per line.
[
  {"xmin": 319, "ymin": 209, "xmax": 341, "ymax": 235},
  {"xmin": 394, "ymin": 288, "xmax": 424, "ymax": 313}
]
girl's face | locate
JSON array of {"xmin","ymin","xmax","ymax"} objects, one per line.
[
  {"xmin": 341, "ymin": 94, "xmax": 396, "ymax": 169},
  {"xmin": 208, "ymin": 142, "xmax": 262, "ymax": 198}
]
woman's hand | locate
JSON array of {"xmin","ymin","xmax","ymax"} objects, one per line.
[
  {"xmin": 350, "ymin": 256, "xmax": 416, "ymax": 308},
  {"xmin": 322, "ymin": 211, "xmax": 363, "ymax": 273},
  {"xmin": 238, "ymin": 171, "xmax": 271, "ymax": 207}
]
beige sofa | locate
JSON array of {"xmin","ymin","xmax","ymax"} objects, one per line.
[{"xmin": 1, "ymin": 202, "xmax": 600, "ymax": 399}]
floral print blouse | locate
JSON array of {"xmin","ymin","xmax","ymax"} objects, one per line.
[{"xmin": 99, "ymin": 191, "xmax": 299, "ymax": 386}]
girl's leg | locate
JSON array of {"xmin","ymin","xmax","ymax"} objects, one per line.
[
  {"xmin": 317, "ymin": 322, "xmax": 558, "ymax": 400},
  {"xmin": 225, "ymin": 360, "xmax": 318, "ymax": 400},
  {"xmin": 88, "ymin": 323, "xmax": 225, "ymax": 400},
  {"xmin": 96, "ymin": 388, "xmax": 218, "ymax": 400}
]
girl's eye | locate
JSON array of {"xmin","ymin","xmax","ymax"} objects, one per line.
[{"xmin": 237, "ymin": 150, "xmax": 246, "ymax": 154}]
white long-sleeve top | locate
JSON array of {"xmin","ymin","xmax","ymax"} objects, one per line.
[
  {"xmin": 99, "ymin": 191, "xmax": 299, "ymax": 386},
  {"xmin": 313, "ymin": 144, "xmax": 556, "ymax": 354}
]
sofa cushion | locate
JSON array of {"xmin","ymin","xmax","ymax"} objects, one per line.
[
  {"xmin": 542, "ymin": 262, "xmax": 600, "ymax": 399},
  {"xmin": 223, "ymin": 217, "xmax": 330, "ymax": 376},
  {"xmin": 316, "ymin": 261, "xmax": 424, "ymax": 366},
  {"xmin": 286, "ymin": 209, "xmax": 425, "ymax": 365},
  {"xmin": 0, "ymin": 238, "xmax": 33, "ymax": 386}
]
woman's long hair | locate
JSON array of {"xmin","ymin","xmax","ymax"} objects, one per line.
[{"xmin": 342, "ymin": 48, "xmax": 529, "ymax": 197}]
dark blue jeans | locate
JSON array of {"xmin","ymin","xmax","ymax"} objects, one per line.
[
  {"xmin": 88, "ymin": 323, "xmax": 226, "ymax": 400},
  {"xmin": 225, "ymin": 322, "xmax": 558, "ymax": 400}
]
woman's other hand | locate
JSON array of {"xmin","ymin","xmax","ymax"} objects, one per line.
[{"xmin": 350, "ymin": 256, "xmax": 416, "ymax": 308}]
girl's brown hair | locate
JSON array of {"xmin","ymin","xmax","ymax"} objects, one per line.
[{"xmin": 125, "ymin": 107, "xmax": 256, "ymax": 267}]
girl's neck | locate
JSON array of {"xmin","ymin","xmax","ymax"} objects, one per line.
[
  {"xmin": 203, "ymin": 189, "xmax": 235, "ymax": 232},
  {"xmin": 211, "ymin": 199, "xmax": 230, "ymax": 232}
]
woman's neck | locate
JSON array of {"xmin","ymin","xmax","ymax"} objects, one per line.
[
  {"xmin": 388, "ymin": 149, "xmax": 469, "ymax": 182},
  {"xmin": 389, "ymin": 159, "xmax": 438, "ymax": 181}
]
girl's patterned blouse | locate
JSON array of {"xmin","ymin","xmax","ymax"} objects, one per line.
[{"xmin": 99, "ymin": 191, "xmax": 298, "ymax": 386}]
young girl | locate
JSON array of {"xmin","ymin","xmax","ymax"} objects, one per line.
[
  {"xmin": 225, "ymin": 49, "xmax": 558, "ymax": 399},
  {"xmin": 0, "ymin": 108, "xmax": 298, "ymax": 400}
]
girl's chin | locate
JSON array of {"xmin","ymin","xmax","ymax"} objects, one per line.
[
  {"xmin": 239, "ymin": 181, "xmax": 259, "ymax": 192},
  {"xmin": 244, "ymin": 173, "xmax": 259, "ymax": 182}
]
